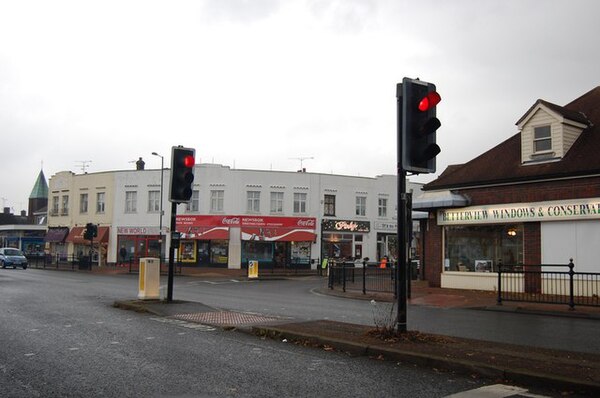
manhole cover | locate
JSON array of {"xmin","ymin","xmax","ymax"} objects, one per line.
[{"xmin": 171, "ymin": 311, "xmax": 283, "ymax": 326}]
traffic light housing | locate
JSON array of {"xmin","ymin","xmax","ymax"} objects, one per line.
[
  {"xmin": 169, "ymin": 146, "xmax": 196, "ymax": 203},
  {"xmin": 84, "ymin": 223, "xmax": 97, "ymax": 241},
  {"xmin": 401, "ymin": 77, "xmax": 441, "ymax": 174}
]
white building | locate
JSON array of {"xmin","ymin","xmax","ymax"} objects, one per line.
[{"xmin": 48, "ymin": 163, "xmax": 423, "ymax": 269}]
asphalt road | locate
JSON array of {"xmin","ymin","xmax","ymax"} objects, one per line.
[
  {"xmin": 0, "ymin": 269, "xmax": 590, "ymax": 397},
  {"xmin": 0, "ymin": 269, "xmax": 491, "ymax": 397},
  {"xmin": 174, "ymin": 274, "xmax": 600, "ymax": 355}
]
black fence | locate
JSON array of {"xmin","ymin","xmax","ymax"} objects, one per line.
[
  {"xmin": 497, "ymin": 260, "xmax": 600, "ymax": 309},
  {"xmin": 327, "ymin": 260, "xmax": 419, "ymax": 296},
  {"xmin": 26, "ymin": 254, "xmax": 182, "ymax": 275}
]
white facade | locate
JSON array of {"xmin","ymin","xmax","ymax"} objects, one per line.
[{"xmin": 49, "ymin": 163, "xmax": 423, "ymax": 268}]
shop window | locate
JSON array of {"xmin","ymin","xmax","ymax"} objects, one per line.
[
  {"xmin": 210, "ymin": 240, "xmax": 229, "ymax": 264},
  {"xmin": 444, "ymin": 225, "xmax": 523, "ymax": 272},
  {"xmin": 324, "ymin": 195, "xmax": 336, "ymax": 216}
]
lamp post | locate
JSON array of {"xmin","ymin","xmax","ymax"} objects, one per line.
[{"xmin": 151, "ymin": 152, "xmax": 164, "ymax": 265}]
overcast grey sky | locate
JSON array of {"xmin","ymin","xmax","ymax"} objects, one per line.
[{"xmin": 1, "ymin": 0, "xmax": 599, "ymax": 213}]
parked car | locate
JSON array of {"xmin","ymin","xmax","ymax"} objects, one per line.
[{"xmin": 0, "ymin": 248, "xmax": 28, "ymax": 269}]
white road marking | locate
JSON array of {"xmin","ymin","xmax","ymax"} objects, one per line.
[
  {"xmin": 444, "ymin": 384, "xmax": 550, "ymax": 398},
  {"xmin": 150, "ymin": 317, "xmax": 216, "ymax": 332},
  {"xmin": 68, "ymin": 347, "xmax": 80, "ymax": 351},
  {"xmin": 24, "ymin": 353, "xmax": 35, "ymax": 357}
]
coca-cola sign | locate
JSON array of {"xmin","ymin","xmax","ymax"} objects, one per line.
[
  {"xmin": 177, "ymin": 215, "xmax": 316, "ymax": 230},
  {"xmin": 322, "ymin": 219, "xmax": 370, "ymax": 232}
]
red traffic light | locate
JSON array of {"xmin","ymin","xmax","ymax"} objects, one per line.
[
  {"xmin": 418, "ymin": 91, "xmax": 441, "ymax": 112},
  {"xmin": 183, "ymin": 155, "xmax": 195, "ymax": 168}
]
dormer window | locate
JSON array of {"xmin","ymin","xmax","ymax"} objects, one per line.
[{"xmin": 533, "ymin": 125, "xmax": 551, "ymax": 153}]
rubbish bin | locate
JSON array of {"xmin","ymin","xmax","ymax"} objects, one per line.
[
  {"xmin": 138, "ymin": 257, "xmax": 160, "ymax": 300},
  {"xmin": 78, "ymin": 255, "xmax": 91, "ymax": 270},
  {"xmin": 248, "ymin": 260, "xmax": 259, "ymax": 279}
]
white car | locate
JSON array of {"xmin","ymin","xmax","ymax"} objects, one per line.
[{"xmin": 0, "ymin": 248, "xmax": 28, "ymax": 269}]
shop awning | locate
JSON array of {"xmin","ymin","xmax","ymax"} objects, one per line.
[
  {"xmin": 241, "ymin": 227, "xmax": 316, "ymax": 242},
  {"xmin": 180, "ymin": 227, "xmax": 229, "ymax": 240},
  {"xmin": 44, "ymin": 227, "xmax": 70, "ymax": 243},
  {"xmin": 412, "ymin": 190, "xmax": 469, "ymax": 210},
  {"xmin": 66, "ymin": 226, "xmax": 110, "ymax": 244}
]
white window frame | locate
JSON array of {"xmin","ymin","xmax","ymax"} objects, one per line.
[
  {"xmin": 80, "ymin": 193, "xmax": 88, "ymax": 214},
  {"xmin": 210, "ymin": 190, "xmax": 224, "ymax": 213},
  {"xmin": 96, "ymin": 192, "xmax": 105, "ymax": 214},
  {"xmin": 533, "ymin": 125, "xmax": 552, "ymax": 153},
  {"xmin": 186, "ymin": 190, "xmax": 199, "ymax": 212},
  {"xmin": 355, "ymin": 196, "xmax": 367, "ymax": 217},
  {"xmin": 125, "ymin": 191, "xmax": 137, "ymax": 213},
  {"xmin": 270, "ymin": 192, "xmax": 284, "ymax": 214},
  {"xmin": 61, "ymin": 195, "xmax": 69, "ymax": 216},
  {"xmin": 293, "ymin": 192, "xmax": 307, "ymax": 214},
  {"xmin": 247, "ymin": 191, "xmax": 260, "ymax": 213},
  {"xmin": 378, "ymin": 198, "xmax": 387, "ymax": 217},
  {"xmin": 148, "ymin": 190, "xmax": 160, "ymax": 213}
]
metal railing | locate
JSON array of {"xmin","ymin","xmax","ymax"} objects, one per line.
[
  {"xmin": 497, "ymin": 260, "xmax": 600, "ymax": 309},
  {"xmin": 327, "ymin": 261, "xmax": 400, "ymax": 296},
  {"xmin": 25, "ymin": 254, "xmax": 182, "ymax": 275}
]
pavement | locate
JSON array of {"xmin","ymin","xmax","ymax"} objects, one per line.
[{"xmin": 111, "ymin": 271, "xmax": 600, "ymax": 395}]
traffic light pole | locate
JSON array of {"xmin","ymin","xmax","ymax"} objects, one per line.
[
  {"xmin": 396, "ymin": 83, "xmax": 408, "ymax": 333},
  {"xmin": 167, "ymin": 202, "xmax": 177, "ymax": 302}
]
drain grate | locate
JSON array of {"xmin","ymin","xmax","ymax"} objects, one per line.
[{"xmin": 171, "ymin": 311, "xmax": 283, "ymax": 326}]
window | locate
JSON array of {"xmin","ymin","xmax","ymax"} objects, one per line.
[
  {"xmin": 148, "ymin": 190, "xmax": 160, "ymax": 213},
  {"xmin": 61, "ymin": 195, "xmax": 69, "ymax": 216},
  {"xmin": 270, "ymin": 192, "xmax": 284, "ymax": 213},
  {"xmin": 444, "ymin": 225, "xmax": 523, "ymax": 272},
  {"xmin": 247, "ymin": 191, "xmax": 260, "ymax": 213},
  {"xmin": 80, "ymin": 193, "xmax": 88, "ymax": 214},
  {"xmin": 210, "ymin": 190, "xmax": 224, "ymax": 213},
  {"xmin": 355, "ymin": 196, "xmax": 366, "ymax": 216},
  {"xmin": 324, "ymin": 194, "xmax": 336, "ymax": 216},
  {"xmin": 186, "ymin": 190, "xmax": 199, "ymax": 212},
  {"xmin": 51, "ymin": 196, "xmax": 59, "ymax": 216},
  {"xmin": 125, "ymin": 191, "xmax": 137, "ymax": 213},
  {"xmin": 293, "ymin": 192, "xmax": 307, "ymax": 214},
  {"xmin": 534, "ymin": 125, "xmax": 552, "ymax": 152},
  {"xmin": 378, "ymin": 198, "xmax": 387, "ymax": 217},
  {"xmin": 96, "ymin": 192, "xmax": 105, "ymax": 214}
]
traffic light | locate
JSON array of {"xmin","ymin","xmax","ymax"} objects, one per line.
[
  {"xmin": 84, "ymin": 223, "xmax": 97, "ymax": 241},
  {"xmin": 401, "ymin": 77, "xmax": 441, "ymax": 174},
  {"xmin": 169, "ymin": 146, "xmax": 196, "ymax": 203}
]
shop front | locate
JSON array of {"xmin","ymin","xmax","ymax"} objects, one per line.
[
  {"xmin": 44, "ymin": 227, "xmax": 70, "ymax": 259},
  {"xmin": 321, "ymin": 219, "xmax": 370, "ymax": 261},
  {"xmin": 436, "ymin": 198, "xmax": 600, "ymax": 290},
  {"xmin": 176, "ymin": 215, "xmax": 233, "ymax": 267},
  {"xmin": 240, "ymin": 216, "xmax": 316, "ymax": 269},
  {"xmin": 176, "ymin": 215, "xmax": 317, "ymax": 268},
  {"xmin": 66, "ymin": 226, "xmax": 110, "ymax": 265},
  {"xmin": 116, "ymin": 226, "xmax": 161, "ymax": 264}
]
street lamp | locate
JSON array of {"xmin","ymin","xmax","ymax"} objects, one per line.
[{"xmin": 151, "ymin": 152, "xmax": 164, "ymax": 264}]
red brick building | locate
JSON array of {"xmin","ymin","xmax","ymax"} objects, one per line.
[{"xmin": 415, "ymin": 86, "xmax": 600, "ymax": 290}]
